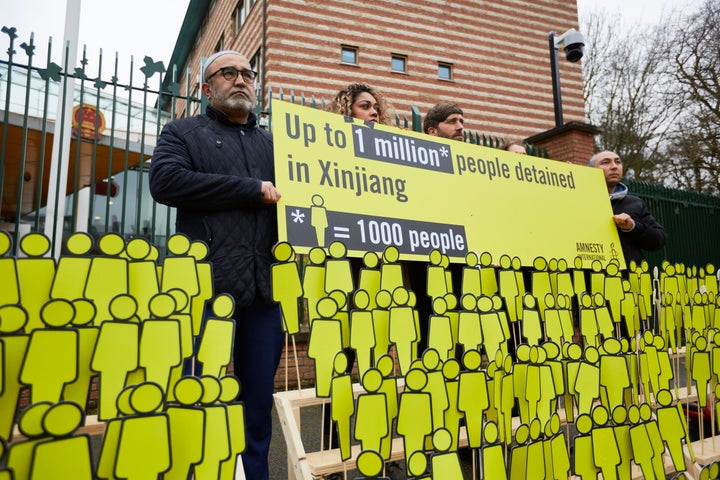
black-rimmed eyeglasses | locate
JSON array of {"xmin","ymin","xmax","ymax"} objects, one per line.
[{"xmin": 206, "ymin": 66, "xmax": 257, "ymax": 84}]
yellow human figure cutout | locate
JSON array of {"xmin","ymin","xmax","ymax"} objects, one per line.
[
  {"xmin": 520, "ymin": 294, "xmax": 542, "ymax": 345},
  {"xmin": 329, "ymin": 352, "xmax": 355, "ymax": 461},
  {"xmin": 427, "ymin": 297, "xmax": 454, "ymax": 362},
  {"xmin": 197, "ymin": 294, "xmax": 235, "ymax": 377},
  {"xmin": 388, "ymin": 287, "xmax": 418, "ymax": 376},
  {"xmin": 556, "ymin": 294, "xmax": 575, "ymax": 342},
  {"xmin": 163, "ymin": 288, "xmax": 194, "ymax": 389},
  {"xmin": 324, "ymin": 241, "xmax": 354, "ymax": 299},
  {"xmin": 574, "ymin": 346, "xmax": 601, "ymax": 416},
  {"xmin": 424, "ymin": 249, "xmax": 446, "ymax": 300},
  {"xmin": 691, "ymin": 335, "xmax": 712, "ymax": 408},
  {"xmin": 26, "ymin": 401, "xmax": 93, "ymax": 480},
  {"xmin": 541, "ymin": 341, "xmax": 565, "ymax": 417},
  {"xmin": 691, "ymin": 290, "xmax": 709, "ymax": 332},
  {"xmin": 429, "ymin": 428, "xmax": 463, "ymax": 480},
  {"xmin": 643, "ymin": 402, "xmax": 674, "ymax": 480},
  {"xmin": 115, "ymin": 382, "xmax": 171, "ymax": 479},
  {"xmin": 547, "ymin": 413, "xmax": 571, "ymax": 480},
  {"xmin": 358, "ymin": 251, "xmax": 381, "ymax": 310},
  {"xmin": 497, "ymin": 254, "xmax": 520, "ymax": 324},
  {"xmin": 194, "ymin": 376, "xmax": 232, "ymax": 480},
  {"xmin": 572, "ymin": 255, "xmax": 587, "ymax": 301},
  {"xmin": 217, "ymin": 376, "xmax": 247, "ymax": 480},
  {"xmin": 572, "ymin": 413, "xmax": 600, "ymax": 480},
  {"xmin": 653, "ymin": 335, "xmax": 673, "ymax": 393},
  {"xmin": 627, "ymin": 404, "xmax": 657, "ymax": 480},
  {"xmin": 372, "ymin": 290, "xmax": 393, "ymax": 362},
  {"xmin": 271, "ymin": 242, "xmax": 303, "ymax": 334},
  {"xmin": 139, "ymin": 293, "xmax": 183, "ymax": 394},
  {"xmin": 5, "ymin": 402, "xmax": 54, "ymax": 478},
  {"xmin": 355, "ymin": 450, "xmax": 388, "ymax": 480},
  {"xmin": 0, "ymin": 438, "xmax": 10, "ymax": 480},
  {"xmin": 125, "ymin": 237, "xmax": 160, "ymax": 324},
  {"xmin": 160, "ymin": 233, "xmax": 199, "ymax": 314},
  {"xmin": 520, "ymin": 419, "xmax": 544, "ymax": 480},
  {"xmin": 396, "ymin": 368, "xmax": 433, "ymax": 474},
  {"xmin": 457, "ymin": 349, "xmax": 489, "ymax": 448},
  {"xmin": 480, "ymin": 421, "xmax": 508, "ymax": 480},
  {"xmin": 492, "ymin": 294, "xmax": 511, "ymax": 342},
  {"xmin": 376, "ymin": 354, "xmax": 399, "ymax": 460},
  {"xmin": 91, "ymin": 294, "xmax": 140, "ymax": 420},
  {"xmin": 662, "ymin": 292, "xmax": 679, "ymax": 352},
  {"xmin": 619, "ymin": 279, "xmax": 639, "ymax": 336},
  {"xmin": 0, "ymin": 230, "xmax": 20, "ymax": 306},
  {"xmin": 50, "ymin": 232, "xmax": 94, "ymax": 302},
  {"xmin": 639, "ymin": 330, "xmax": 661, "ymax": 401},
  {"xmin": 303, "ymin": 247, "xmax": 327, "ymax": 327},
  {"xmin": 354, "ymin": 368, "xmax": 389, "ymax": 456},
  {"xmin": 609, "ymin": 406, "xmax": 633, "ymax": 480},
  {"xmin": 328, "ymin": 289, "xmax": 351, "ymax": 349},
  {"xmin": 307, "ymin": 297, "xmax": 344, "ymax": 397},
  {"xmin": 639, "ymin": 261, "xmax": 655, "ymax": 324},
  {"xmin": 531, "ymin": 342, "xmax": 563, "ymax": 425},
  {"xmin": 440, "ymin": 358, "xmax": 463, "ymax": 451},
  {"xmin": 479, "ymin": 295, "xmax": 507, "ymax": 359},
  {"xmin": 309, "ymin": 194, "xmax": 329, "ymax": 246},
  {"xmin": 509, "ymin": 423, "xmax": 529, "ymax": 480},
  {"xmin": 589, "ymin": 259, "xmax": 606, "ymax": 296},
  {"xmin": 96, "ymin": 386, "xmax": 134, "ymax": 479},
  {"xmin": 598, "ymin": 338, "xmax": 631, "ymax": 410},
  {"xmin": 603, "ymin": 263, "xmax": 625, "ymax": 325},
  {"xmin": 188, "ymin": 241, "xmax": 214, "ymax": 336},
  {"xmin": 593, "ymin": 292, "xmax": 615, "ymax": 339},
  {"xmin": 475, "ymin": 251, "xmax": 497, "ymax": 296},
  {"xmin": 407, "ymin": 450, "xmax": 430, "ymax": 478},
  {"xmin": 578, "ymin": 292, "xmax": 599, "ymax": 347},
  {"xmin": 531, "ymin": 257, "xmax": 552, "ymax": 319},
  {"xmin": 496, "ymin": 354, "xmax": 516, "ymax": 443},
  {"xmin": 420, "ymin": 349, "xmax": 449, "ymax": 448},
  {"xmin": 590, "ymin": 405, "xmax": 621, "ymax": 480},
  {"xmin": 164, "ymin": 377, "xmax": 206, "ymax": 480},
  {"xmin": 543, "ymin": 293, "xmax": 563, "ymax": 345},
  {"xmin": 379, "ymin": 246, "xmax": 404, "ymax": 296},
  {"xmin": 84, "ymin": 233, "xmax": 128, "ymax": 325},
  {"xmin": 457, "ymin": 293, "xmax": 482, "ymax": 353},
  {"xmin": 461, "ymin": 251, "xmax": 481, "ymax": 297},
  {"xmin": 554, "ymin": 258, "xmax": 574, "ymax": 299},
  {"xmin": 0, "ymin": 301, "xmax": 29, "ymax": 440},
  {"xmin": 20, "ymin": 298, "xmax": 78, "ymax": 403},
  {"xmin": 350, "ymin": 289, "xmax": 376, "ymax": 378},
  {"xmin": 16, "ymin": 233, "xmax": 55, "ymax": 332},
  {"xmin": 513, "ymin": 344, "xmax": 532, "ymax": 424},
  {"xmin": 656, "ymin": 388, "xmax": 692, "ymax": 472},
  {"xmin": 562, "ymin": 342, "xmax": 583, "ymax": 423}
]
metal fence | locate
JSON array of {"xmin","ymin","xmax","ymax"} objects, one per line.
[{"xmin": 1, "ymin": 27, "xmax": 718, "ymax": 268}]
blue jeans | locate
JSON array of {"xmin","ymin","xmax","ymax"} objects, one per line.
[{"xmin": 233, "ymin": 301, "xmax": 284, "ymax": 480}]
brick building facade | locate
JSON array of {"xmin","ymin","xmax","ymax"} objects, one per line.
[{"xmin": 166, "ymin": 0, "xmax": 593, "ymax": 161}]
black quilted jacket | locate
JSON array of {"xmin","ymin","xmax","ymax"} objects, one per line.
[{"xmin": 149, "ymin": 105, "xmax": 277, "ymax": 307}]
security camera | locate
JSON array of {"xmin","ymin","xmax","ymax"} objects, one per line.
[{"xmin": 554, "ymin": 28, "xmax": 585, "ymax": 63}]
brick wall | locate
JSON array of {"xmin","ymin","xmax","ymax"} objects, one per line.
[{"xmin": 177, "ymin": 0, "xmax": 587, "ymax": 145}]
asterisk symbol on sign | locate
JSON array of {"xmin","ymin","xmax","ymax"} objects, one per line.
[
  {"xmin": 439, "ymin": 146, "xmax": 449, "ymax": 157},
  {"xmin": 291, "ymin": 209, "xmax": 305, "ymax": 223}
]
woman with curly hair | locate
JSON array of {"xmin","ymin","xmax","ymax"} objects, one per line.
[{"xmin": 327, "ymin": 83, "xmax": 392, "ymax": 125}]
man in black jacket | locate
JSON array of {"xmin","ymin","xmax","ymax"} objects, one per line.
[
  {"xmin": 150, "ymin": 50, "xmax": 283, "ymax": 480},
  {"xmin": 589, "ymin": 150, "xmax": 668, "ymax": 267}
]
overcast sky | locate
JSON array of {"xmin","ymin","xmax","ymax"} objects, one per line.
[{"xmin": 1, "ymin": 0, "xmax": 704, "ymax": 81}]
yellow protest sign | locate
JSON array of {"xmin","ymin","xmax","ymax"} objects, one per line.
[{"xmin": 273, "ymin": 100, "xmax": 623, "ymax": 268}]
